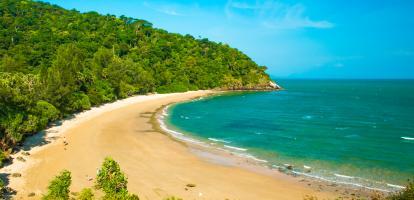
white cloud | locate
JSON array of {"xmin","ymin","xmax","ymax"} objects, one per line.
[
  {"xmin": 143, "ymin": 1, "xmax": 185, "ymax": 16},
  {"xmin": 226, "ymin": 0, "xmax": 334, "ymax": 29},
  {"xmin": 158, "ymin": 8, "xmax": 183, "ymax": 16}
]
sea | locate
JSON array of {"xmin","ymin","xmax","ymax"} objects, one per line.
[{"xmin": 161, "ymin": 79, "xmax": 414, "ymax": 192}]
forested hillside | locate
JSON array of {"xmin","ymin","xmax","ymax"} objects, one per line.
[{"xmin": 0, "ymin": 0, "xmax": 274, "ymax": 162}]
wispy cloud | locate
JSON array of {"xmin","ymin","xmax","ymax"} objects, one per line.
[
  {"xmin": 393, "ymin": 50, "xmax": 414, "ymax": 56},
  {"xmin": 143, "ymin": 1, "xmax": 185, "ymax": 16},
  {"xmin": 226, "ymin": 0, "xmax": 334, "ymax": 29}
]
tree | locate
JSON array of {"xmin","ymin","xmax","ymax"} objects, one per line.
[
  {"xmin": 96, "ymin": 157, "xmax": 139, "ymax": 200},
  {"xmin": 0, "ymin": 0, "xmax": 273, "ymax": 152},
  {"xmin": 43, "ymin": 170, "xmax": 72, "ymax": 200},
  {"xmin": 77, "ymin": 188, "xmax": 94, "ymax": 200},
  {"xmin": 44, "ymin": 43, "xmax": 86, "ymax": 112}
]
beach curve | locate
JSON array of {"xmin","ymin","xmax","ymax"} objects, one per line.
[{"xmin": 2, "ymin": 90, "xmax": 335, "ymax": 200}]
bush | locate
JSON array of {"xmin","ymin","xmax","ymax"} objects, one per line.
[
  {"xmin": 42, "ymin": 170, "xmax": 72, "ymax": 200},
  {"xmin": 0, "ymin": 150, "xmax": 9, "ymax": 167},
  {"xmin": 0, "ymin": 178, "xmax": 5, "ymax": 195},
  {"xmin": 387, "ymin": 180, "xmax": 414, "ymax": 200},
  {"xmin": 96, "ymin": 157, "xmax": 138, "ymax": 199},
  {"xmin": 164, "ymin": 197, "xmax": 183, "ymax": 200},
  {"xmin": 67, "ymin": 92, "xmax": 91, "ymax": 112},
  {"xmin": 77, "ymin": 188, "xmax": 94, "ymax": 200},
  {"xmin": 30, "ymin": 100, "xmax": 60, "ymax": 128},
  {"xmin": 156, "ymin": 82, "xmax": 188, "ymax": 94}
]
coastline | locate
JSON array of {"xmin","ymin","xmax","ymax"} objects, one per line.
[
  {"xmin": 155, "ymin": 97, "xmax": 387, "ymax": 199},
  {"xmin": 1, "ymin": 90, "xmax": 336, "ymax": 199}
]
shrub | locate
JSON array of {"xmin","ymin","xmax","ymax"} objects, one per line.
[
  {"xmin": 0, "ymin": 178, "xmax": 5, "ymax": 192},
  {"xmin": 0, "ymin": 150, "xmax": 9, "ymax": 167},
  {"xmin": 387, "ymin": 180, "xmax": 414, "ymax": 200},
  {"xmin": 96, "ymin": 157, "xmax": 138, "ymax": 199},
  {"xmin": 77, "ymin": 188, "xmax": 94, "ymax": 200},
  {"xmin": 42, "ymin": 170, "xmax": 72, "ymax": 200},
  {"xmin": 164, "ymin": 197, "xmax": 183, "ymax": 200},
  {"xmin": 30, "ymin": 100, "xmax": 60, "ymax": 128},
  {"xmin": 67, "ymin": 92, "xmax": 91, "ymax": 112}
]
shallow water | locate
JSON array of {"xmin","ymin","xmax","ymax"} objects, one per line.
[{"xmin": 165, "ymin": 79, "xmax": 414, "ymax": 191}]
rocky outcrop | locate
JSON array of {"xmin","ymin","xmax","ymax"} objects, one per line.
[{"xmin": 220, "ymin": 81, "xmax": 282, "ymax": 91}]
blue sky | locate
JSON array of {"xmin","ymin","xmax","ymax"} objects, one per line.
[{"xmin": 42, "ymin": 0, "xmax": 414, "ymax": 79}]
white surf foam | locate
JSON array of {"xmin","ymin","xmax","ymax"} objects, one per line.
[
  {"xmin": 334, "ymin": 173, "xmax": 355, "ymax": 179},
  {"xmin": 387, "ymin": 183, "xmax": 405, "ymax": 189},
  {"xmin": 159, "ymin": 104, "xmax": 401, "ymax": 194},
  {"xmin": 291, "ymin": 171, "xmax": 391, "ymax": 193},
  {"xmin": 232, "ymin": 152, "xmax": 268, "ymax": 163},
  {"xmin": 224, "ymin": 145, "xmax": 247, "ymax": 151},
  {"xmin": 208, "ymin": 138, "xmax": 231, "ymax": 144}
]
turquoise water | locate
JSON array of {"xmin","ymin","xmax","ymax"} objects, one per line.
[{"xmin": 164, "ymin": 79, "xmax": 414, "ymax": 191}]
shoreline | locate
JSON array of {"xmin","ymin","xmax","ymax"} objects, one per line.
[
  {"xmin": 2, "ymin": 90, "xmax": 336, "ymax": 199},
  {"xmin": 154, "ymin": 98, "xmax": 388, "ymax": 199}
]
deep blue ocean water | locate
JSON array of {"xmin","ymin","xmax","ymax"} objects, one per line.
[{"xmin": 164, "ymin": 79, "xmax": 414, "ymax": 191}]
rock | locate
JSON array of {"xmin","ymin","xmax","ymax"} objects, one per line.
[
  {"xmin": 28, "ymin": 192, "xmax": 36, "ymax": 197},
  {"xmin": 16, "ymin": 156, "xmax": 26, "ymax": 162},
  {"xmin": 12, "ymin": 173, "xmax": 22, "ymax": 177},
  {"xmin": 22, "ymin": 152, "xmax": 30, "ymax": 156},
  {"xmin": 303, "ymin": 165, "xmax": 311, "ymax": 173},
  {"xmin": 284, "ymin": 164, "xmax": 293, "ymax": 170},
  {"xmin": 269, "ymin": 81, "xmax": 281, "ymax": 89},
  {"xmin": 186, "ymin": 183, "xmax": 196, "ymax": 187}
]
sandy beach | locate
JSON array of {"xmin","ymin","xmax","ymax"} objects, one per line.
[{"xmin": 1, "ymin": 90, "xmax": 336, "ymax": 200}]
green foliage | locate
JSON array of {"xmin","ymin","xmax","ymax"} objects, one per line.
[
  {"xmin": 29, "ymin": 100, "xmax": 60, "ymax": 128},
  {"xmin": 77, "ymin": 188, "xmax": 94, "ymax": 200},
  {"xmin": 0, "ymin": 0, "xmax": 272, "ymax": 151},
  {"xmin": 0, "ymin": 150, "xmax": 7, "ymax": 166},
  {"xmin": 164, "ymin": 197, "xmax": 183, "ymax": 200},
  {"xmin": 43, "ymin": 170, "xmax": 72, "ymax": 200},
  {"xmin": 96, "ymin": 157, "xmax": 138, "ymax": 199},
  {"xmin": 42, "ymin": 159, "xmax": 140, "ymax": 200},
  {"xmin": 0, "ymin": 178, "xmax": 5, "ymax": 198},
  {"xmin": 387, "ymin": 180, "xmax": 414, "ymax": 200}
]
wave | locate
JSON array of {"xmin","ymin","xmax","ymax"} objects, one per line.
[
  {"xmin": 344, "ymin": 134, "xmax": 360, "ymax": 138},
  {"xmin": 302, "ymin": 115, "xmax": 313, "ymax": 120},
  {"xmin": 158, "ymin": 107, "xmax": 206, "ymax": 146},
  {"xmin": 292, "ymin": 171, "xmax": 391, "ymax": 193},
  {"xmin": 240, "ymin": 154, "xmax": 268, "ymax": 163},
  {"xmin": 159, "ymin": 105, "xmax": 403, "ymax": 194},
  {"xmin": 334, "ymin": 173, "xmax": 354, "ymax": 179},
  {"xmin": 161, "ymin": 105, "xmax": 170, "ymax": 116},
  {"xmin": 224, "ymin": 145, "xmax": 247, "ymax": 151},
  {"xmin": 401, "ymin": 136, "xmax": 414, "ymax": 140},
  {"xmin": 208, "ymin": 138, "xmax": 231, "ymax": 144},
  {"xmin": 387, "ymin": 183, "xmax": 405, "ymax": 189}
]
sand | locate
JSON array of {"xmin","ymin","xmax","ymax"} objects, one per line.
[{"xmin": 2, "ymin": 90, "xmax": 336, "ymax": 200}]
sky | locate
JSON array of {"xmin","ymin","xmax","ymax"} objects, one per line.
[{"xmin": 42, "ymin": 0, "xmax": 414, "ymax": 79}]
